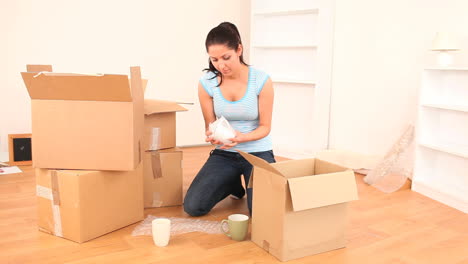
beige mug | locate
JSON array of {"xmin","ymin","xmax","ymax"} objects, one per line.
[{"xmin": 220, "ymin": 214, "xmax": 249, "ymax": 241}]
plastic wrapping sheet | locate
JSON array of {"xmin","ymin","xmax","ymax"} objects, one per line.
[
  {"xmin": 364, "ymin": 125, "xmax": 415, "ymax": 193},
  {"xmin": 132, "ymin": 215, "xmax": 223, "ymax": 236},
  {"xmin": 209, "ymin": 116, "xmax": 236, "ymax": 144}
]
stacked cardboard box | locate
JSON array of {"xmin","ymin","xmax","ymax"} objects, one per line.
[
  {"xmin": 142, "ymin": 99, "xmax": 187, "ymax": 208},
  {"xmin": 239, "ymin": 151, "xmax": 359, "ymax": 262},
  {"xmin": 22, "ymin": 65, "xmax": 145, "ymax": 243}
]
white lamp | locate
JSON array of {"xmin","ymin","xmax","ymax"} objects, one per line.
[{"xmin": 431, "ymin": 32, "xmax": 460, "ymax": 67}]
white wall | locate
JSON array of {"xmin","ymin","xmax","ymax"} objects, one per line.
[
  {"xmin": 329, "ymin": 0, "xmax": 468, "ymax": 162},
  {"xmin": 3, "ymin": 0, "xmax": 468, "ymax": 164},
  {"xmin": 0, "ymin": 0, "xmax": 249, "ymax": 161},
  {"xmin": 141, "ymin": 1, "xmax": 250, "ymax": 146}
]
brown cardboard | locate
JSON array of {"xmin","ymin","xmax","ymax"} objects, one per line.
[
  {"xmin": 21, "ymin": 65, "xmax": 144, "ymax": 171},
  {"xmin": 143, "ymin": 148, "xmax": 183, "ymax": 208},
  {"xmin": 144, "ymin": 99, "xmax": 187, "ymax": 151},
  {"xmin": 27, "ymin": 64, "xmax": 52, "ymax": 72},
  {"xmin": 36, "ymin": 162, "xmax": 144, "ymax": 243},
  {"xmin": 238, "ymin": 151, "xmax": 359, "ymax": 262}
]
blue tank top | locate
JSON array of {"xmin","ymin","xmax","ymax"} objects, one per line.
[{"xmin": 199, "ymin": 67, "xmax": 273, "ymax": 153}]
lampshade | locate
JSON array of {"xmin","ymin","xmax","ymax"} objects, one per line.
[{"xmin": 431, "ymin": 32, "xmax": 460, "ymax": 51}]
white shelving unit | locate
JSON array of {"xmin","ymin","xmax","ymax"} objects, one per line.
[
  {"xmin": 412, "ymin": 68, "xmax": 468, "ymax": 213},
  {"xmin": 250, "ymin": 0, "xmax": 335, "ymax": 157}
]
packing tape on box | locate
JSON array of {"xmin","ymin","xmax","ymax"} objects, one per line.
[
  {"xmin": 263, "ymin": 240, "xmax": 270, "ymax": 252},
  {"xmin": 151, "ymin": 152, "xmax": 162, "ymax": 179},
  {"xmin": 138, "ymin": 140, "xmax": 142, "ymax": 163},
  {"xmin": 50, "ymin": 171, "xmax": 61, "ymax": 206},
  {"xmin": 36, "ymin": 185, "xmax": 63, "ymax": 237},
  {"xmin": 149, "ymin": 127, "xmax": 161, "ymax": 151},
  {"xmin": 152, "ymin": 192, "xmax": 163, "ymax": 207}
]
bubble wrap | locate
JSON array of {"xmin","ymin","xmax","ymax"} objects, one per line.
[
  {"xmin": 364, "ymin": 125, "xmax": 415, "ymax": 193},
  {"xmin": 131, "ymin": 215, "xmax": 223, "ymax": 236}
]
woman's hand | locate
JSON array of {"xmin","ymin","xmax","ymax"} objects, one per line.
[
  {"xmin": 220, "ymin": 131, "xmax": 248, "ymax": 150},
  {"xmin": 205, "ymin": 130, "xmax": 223, "ymax": 146}
]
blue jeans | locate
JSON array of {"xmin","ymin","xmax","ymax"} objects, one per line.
[{"xmin": 184, "ymin": 149, "xmax": 276, "ymax": 216}]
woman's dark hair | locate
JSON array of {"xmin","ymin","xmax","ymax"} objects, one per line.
[{"xmin": 204, "ymin": 22, "xmax": 248, "ymax": 86}]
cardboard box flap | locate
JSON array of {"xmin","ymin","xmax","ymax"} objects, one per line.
[
  {"xmin": 314, "ymin": 158, "xmax": 349, "ymax": 175},
  {"xmin": 287, "ymin": 170, "xmax": 358, "ymax": 211},
  {"xmin": 144, "ymin": 99, "xmax": 188, "ymax": 115},
  {"xmin": 141, "ymin": 79, "xmax": 148, "ymax": 93},
  {"xmin": 238, "ymin": 151, "xmax": 283, "ymax": 176},
  {"xmin": 21, "ymin": 72, "xmax": 132, "ymax": 102},
  {"xmin": 270, "ymin": 159, "xmax": 315, "ymax": 178}
]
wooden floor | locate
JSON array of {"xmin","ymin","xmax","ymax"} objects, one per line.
[{"xmin": 1, "ymin": 146, "xmax": 467, "ymax": 264}]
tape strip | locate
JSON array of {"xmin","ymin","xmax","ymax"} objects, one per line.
[
  {"xmin": 263, "ymin": 240, "xmax": 270, "ymax": 252},
  {"xmin": 151, "ymin": 152, "xmax": 162, "ymax": 179},
  {"xmin": 138, "ymin": 140, "xmax": 142, "ymax": 163},
  {"xmin": 36, "ymin": 185, "xmax": 53, "ymax": 200},
  {"xmin": 149, "ymin": 127, "xmax": 161, "ymax": 151},
  {"xmin": 152, "ymin": 192, "xmax": 163, "ymax": 207},
  {"xmin": 36, "ymin": 185, "xmax": 63, "ymax": 237},
  {"xmin": 51, "ymin": 171, "xmax": 61, "ymax": 206}
]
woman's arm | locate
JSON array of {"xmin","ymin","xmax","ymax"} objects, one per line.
[
  {"xmin": 198, "ymin": 82, "xmax": 223, "ymax": 145},
  {"xmin": 198, "ymin": 82, "xmax": 216, "ymax": 130}
]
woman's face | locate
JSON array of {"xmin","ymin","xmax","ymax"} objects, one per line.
[{"xmin": 207, "ymin": 44, "xmax": 242, "ymax": 77}]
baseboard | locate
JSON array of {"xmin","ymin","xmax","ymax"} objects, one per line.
[
  {"xmin": 178, "ymin": 143, "xmax": 211, "ymax": 148},
  {"xmin": 178, "ymin": 144, "xmax": 316, "ymax": 160},
  {"xmin": 412, "ymin": 181, "xmax": 468, "ymax": 213},
  {"xmin": 315, "ymin": 149, "xmax": 381, "ymax": 170},
  {"xmin": 272, "ymin": 150, "xmax": 315, "ymax": 160}
]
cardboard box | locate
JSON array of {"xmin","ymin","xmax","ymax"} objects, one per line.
[
  {"xmin": 239, "ymin": 151, "xmax": 359, "ymax": 262},
  {"xmin": 144, "ymin": 99, "xmax": 187, "ymax": 151},
  {"xmin": 143, "ymin": 148, "xmax": 183, "ymax": 208},
  {"xmin": 21, "ymin": 65, "xmax": 144, "ymax": 171},
  {"xmin": 36, "ymin": 162, "xmax": 144, "ymax": 243}
]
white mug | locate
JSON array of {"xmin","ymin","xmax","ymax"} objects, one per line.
[{"xmin": 152, "ymin": 218, "xmax": 171, "ymax": 247}]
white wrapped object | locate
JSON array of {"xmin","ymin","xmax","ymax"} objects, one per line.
[
  {"xmin": 132, "ymin": 215, "xmax": 223, "ymax": 236},
  {"xmin": 208, "ymin": 116, "xmax": 236, "ymax": 144}
]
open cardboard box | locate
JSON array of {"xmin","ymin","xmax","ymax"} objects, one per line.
[
  {"xmin": 143, "ymin": 99, "xmax": 187, "ymax": 151},
  {"xmin": 36, "ymin": 162, "xmax": 144, "ymax": 243},
  {"xmin": 21, "ymin": 65, "xmax": 144, "ymax": 171},
  {"xmin": 141, "ymin": 85, "xmax": 187, "ymax": 208},
  {"xmin": 239, "ymin": 151, "xmax": 359, "ymax": 262}
]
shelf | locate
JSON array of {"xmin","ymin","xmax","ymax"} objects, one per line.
[
  {"xmin": 253, "ymin": 8, "xmax": 319, "ymax": 17},
  {"xmin": 252, "ymin": 45, "xmax": 317, "ymax": 49},
  {"xmin": 415, "ymin": 68, "xmax": 468, "ymax": 213},
  {"xmin": 250, "ymin": 0, "xmax": 334, "ymax": 156},
  {"xmin": 272, "ymin": 79, "xmax": 316, "ymax": 85},
  {"xmin": 418, "ymin": 141, "xmax": 468, "ymax": 159},
  {"xmin": 421, "ymin": 104, "xmax": 468, "ymax": 113}
]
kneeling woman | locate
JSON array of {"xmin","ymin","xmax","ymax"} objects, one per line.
[{"xmin": 183, "ymin": 22, "xmax": 276, "ymax": 216}]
